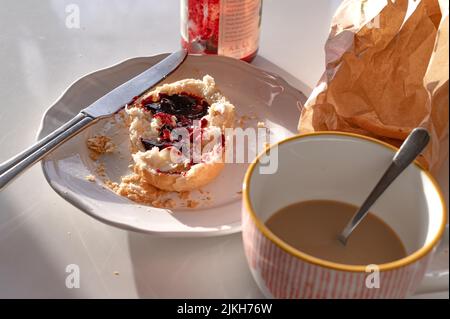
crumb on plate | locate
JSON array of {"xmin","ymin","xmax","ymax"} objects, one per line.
[
  {"xmin": 85, "ymin": 175, "xmax": 96, "ymax": 182},
  {"xmin": 86, "ymin": 135, "xmax": 115, "ymax": 160},
  {"xmin": 95, "ymin": 162, "xmax": 107, "ymax": 177},
  {"xmin": 179, "ymin": 191, "xmax": 190, "ymax": 200},
  {"xmin": 154, "ymin": 198, "xmax": 176, "ymax": 209},
  {"xmin": 187, "ymin": 200, "xmax": 199, "ymax": 208}
]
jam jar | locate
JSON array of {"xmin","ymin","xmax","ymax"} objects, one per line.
[{"xmin": 180, "ymin": 0, "xmax": 262, "ymax": 62}]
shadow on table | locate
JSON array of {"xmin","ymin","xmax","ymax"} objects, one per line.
[
  {"xmin": 127, "ymin": 231, "xmax": 264, "ymax": 298},
  {"xmin": 0, "ymin": 193, "xmax": 86, "ymax": 298}
]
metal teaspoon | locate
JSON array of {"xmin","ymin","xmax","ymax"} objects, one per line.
[{"xmin": 338, "ymin": 128, "xmax": 431, "ymax": 245}]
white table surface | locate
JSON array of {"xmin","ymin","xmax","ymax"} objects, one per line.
[{"xmin": 0, "ymin": 0, "xmax": 448, "ymax": 298}]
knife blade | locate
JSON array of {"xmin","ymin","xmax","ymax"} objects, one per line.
[{"xmin": 82, "ymin": 49, "xmax": 187, "ymax": 118}]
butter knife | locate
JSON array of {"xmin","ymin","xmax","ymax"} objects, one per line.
[{"xmin": 0, "ymin": 50, "xmax": 188, "ymax": 190}]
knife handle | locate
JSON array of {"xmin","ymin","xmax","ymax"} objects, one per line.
[{"xmin": 0, "ymin": 113, "xmax": 95, "ymax": 190}]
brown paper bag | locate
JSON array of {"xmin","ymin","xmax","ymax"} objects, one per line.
[{"xmin": 298, "ymin": 0, "xmax": 449, "ymax": 173}]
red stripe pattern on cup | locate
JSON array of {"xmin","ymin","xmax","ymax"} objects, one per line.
[{"xmin": 242, "ymin": 209, "xmax": 433, "ymax": 299}]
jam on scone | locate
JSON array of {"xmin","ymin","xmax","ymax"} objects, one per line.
[
  {"xmin": 139, "ymin": 93, "xmax": 210, "ymax": 152},
  {"xmin": 119, "ymin": 75, "xmax": 235, "ymax": 194}
]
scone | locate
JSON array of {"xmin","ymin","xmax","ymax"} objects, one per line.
[{"xmin": 124, "ymin": 75, "xmax": 235, "ymax": 192}]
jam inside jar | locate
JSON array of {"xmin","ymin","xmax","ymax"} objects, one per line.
[{"xmin": 180, "ymin": 0, "xmax": 262, "ymax": 63}]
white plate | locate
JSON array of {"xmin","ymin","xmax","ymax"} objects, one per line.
[{"xmin": 38, "ymin": 54, "xmax": 306, "ymax": 236}]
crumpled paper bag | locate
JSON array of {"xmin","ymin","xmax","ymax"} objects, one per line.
[{"xmin": 299, "ymin": 0, "xmax": 449, "ymax": 173}]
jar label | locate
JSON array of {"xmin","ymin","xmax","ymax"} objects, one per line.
[{"xmin": 218, "ymin": 0, "xmax": 262, "ymax": 59}]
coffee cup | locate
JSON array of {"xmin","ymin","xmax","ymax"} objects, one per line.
[{"xmin": 242, "ymin": 132, "xmax": 447, "ymax": 298}]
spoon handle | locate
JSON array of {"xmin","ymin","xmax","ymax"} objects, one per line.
[{"xmin": 339, "ymin": 128, "xmax": 430, "ymax": 244}]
